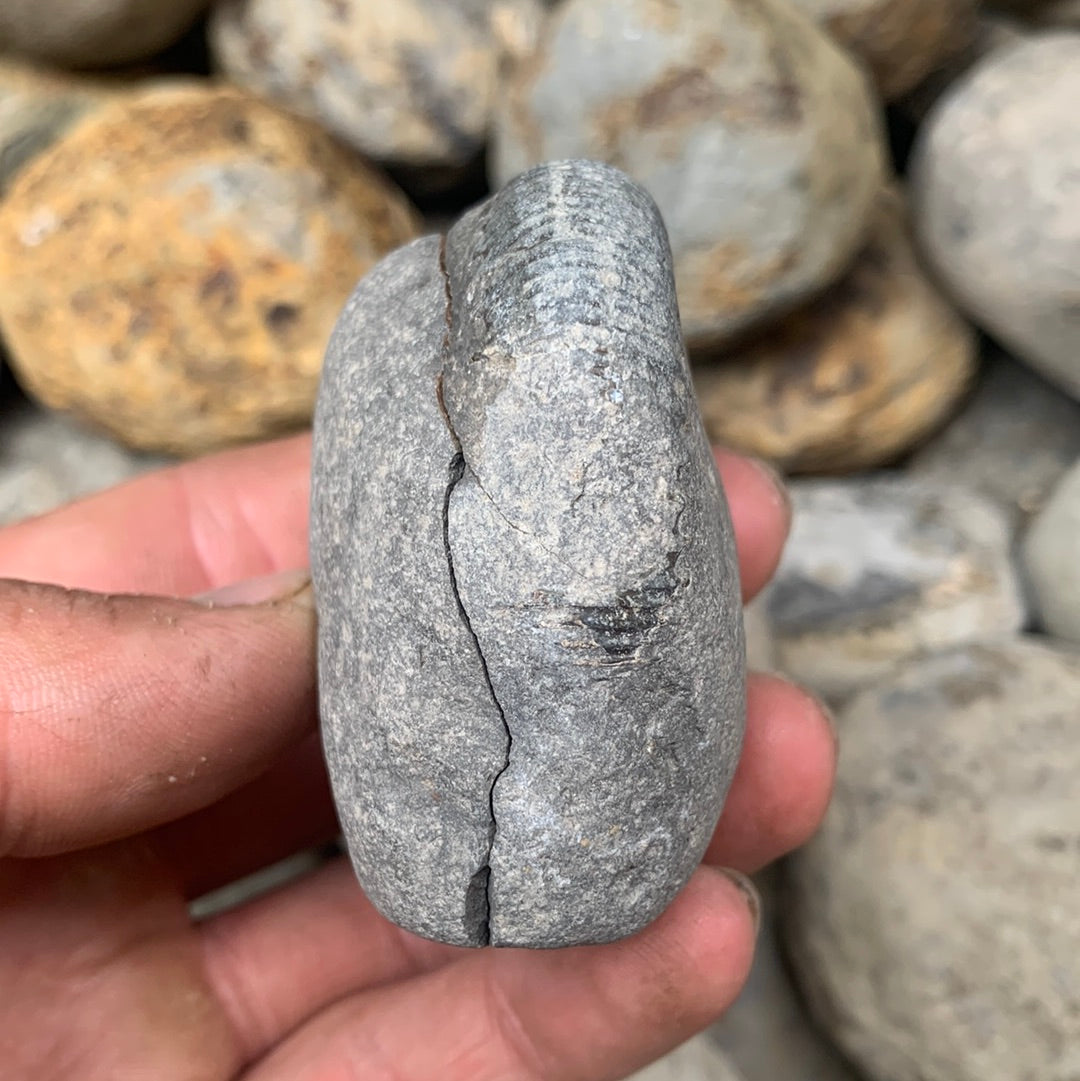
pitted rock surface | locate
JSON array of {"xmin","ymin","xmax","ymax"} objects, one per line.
[
  {"xmin": 311, "ymin": 160, "xmax": 745, "ymax": 947},
  {"xmin": 785, "ymin": 640, "xmax": 1080, "ymax": 1081}
]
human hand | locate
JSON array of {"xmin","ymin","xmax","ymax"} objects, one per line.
[{"xmin": 0, "ymin": 433, "xmax": 834, "ymax": 1081}]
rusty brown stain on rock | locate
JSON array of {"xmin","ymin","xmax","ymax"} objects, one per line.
[
  {"xmin": 0, "ymin": 84, "xmax": 420, "ymax": 457},
  {"xmin": 691, "ymin": 189, "xmax": 976, "ymax": 473}
]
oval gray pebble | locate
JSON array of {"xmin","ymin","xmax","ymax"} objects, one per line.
[{"xmin": 311, "ymin": 159, "xmax": 745, "ymax": 948}]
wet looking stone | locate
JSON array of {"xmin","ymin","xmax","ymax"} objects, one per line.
[{"xmin": 311, "ymin": 159, "xmax": 745, "ymax": 948}]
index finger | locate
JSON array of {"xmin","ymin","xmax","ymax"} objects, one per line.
[
  {"xmin": 0, "ymin": 433, "xmax": 312, "ymax": 595},
  {"xmin": 0, "ymin": 434, "xmax": 788, "ymax": 600}
]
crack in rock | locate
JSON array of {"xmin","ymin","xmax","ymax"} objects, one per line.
[{"xmin": 438, "ymin": 236, "xmax": 511, "ymax": 946}]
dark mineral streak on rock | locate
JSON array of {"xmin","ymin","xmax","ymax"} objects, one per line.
[
  {"xmin": 311, "ymin": 234, "xmax": 507, "ymax": 948},
  {"xmin": 313, "ymin": 160, "xmax": 745, "ymax": 949}
]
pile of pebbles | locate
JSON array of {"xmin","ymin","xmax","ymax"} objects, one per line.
[{"xmin": 1, "ymin": 2, "xmax": 1077, "ymax": 1079}]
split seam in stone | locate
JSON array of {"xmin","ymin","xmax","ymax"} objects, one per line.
[{"xmin": 437, "ymin": 234, "xmax": 513, "ymax": 947}]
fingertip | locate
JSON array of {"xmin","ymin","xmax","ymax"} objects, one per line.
[
  {"xmin": 713, "ymin": 449, "xmax": 791, "ymax": 601},
  {"xmin": 705, "ymin": 672, "xmax": 837, "ymax": 872}
]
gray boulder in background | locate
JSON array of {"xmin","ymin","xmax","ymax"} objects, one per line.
[
  {"xmin": 1023, "ymin": 459, "xmax": 1080, "ymax": 644},
  {"xmin": 764, "ymin": 477, "xmax": 1025, "ymax": 703},
  {"xmin": 311, "ymin": 160, "xmax": 745, "ymax": 948},
  {"xmin": 912, "ymin": 34, "xmax": 1080, "ymax": 401},
  {"xmin": 492, "ymin": 0, "xmax": 885, "ymax": 352},
  {"xmin": 785, "ymin": 640, "xmax": 1080, "ymax": 1081}
]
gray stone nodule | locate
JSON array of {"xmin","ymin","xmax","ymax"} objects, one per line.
[{"xmin": 311, "ymin": 159, "xmax": 745, "ymax": 948}]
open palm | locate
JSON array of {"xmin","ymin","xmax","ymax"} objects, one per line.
[{"xmin": 0, "ymin": 434, "xmax": 834, "ymax": 1080}]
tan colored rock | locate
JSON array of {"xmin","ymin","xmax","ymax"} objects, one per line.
[
  {"xmin": 790, "ymin": 0, "xmax": 978, "ymax": 99},
  {"xmin": 493, "ymin": 0, "xmax": 886, "ymax": 352},
  {"xmin": 765, "ymin": 477, "xmax": 1025, "ymax": 704},
  {"xmin": 0, "ymin": 0, "xmax": 210, "ymax": 68},
  {"xmin": 785, "ymin": 640, "xmax": 1080, "ymax": 1081},
  {"xmin": 692, "ymin": 189, "xmax": 976, "ymax": 474},
  {"xmin": 0, "ymin": 83, "xmax": 420, "ymax": 457},
  {"xmin": 211, "ymin": 0, "xmax": 544, "ymax": 170},
  {"xmin": 710, "ymin": 871, "xmax": 861, "ymax": 1081}
]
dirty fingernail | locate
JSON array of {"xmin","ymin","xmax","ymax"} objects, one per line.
[{"xmin": 191, "ymin": 568, "xmax": 313, "ymax": 608}]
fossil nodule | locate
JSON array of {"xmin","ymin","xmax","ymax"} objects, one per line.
[{"xmin": 311, "ymin": 159, "xmax": 745, "ymax": 948}]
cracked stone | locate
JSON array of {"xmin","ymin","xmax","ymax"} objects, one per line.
[{"xmin": 311, "ymin": 159, "xmax": 746, "ymax": 948}]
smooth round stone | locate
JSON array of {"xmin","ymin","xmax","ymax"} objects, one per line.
[
  {"xmin": 311, "ymin": 160, "xmax": 745, "ymax": 948},
  {"xmin": 1023, "ymin": 461, "xmax": 1080, "ymax": 644},
  {"xmin": 910, "ymin": 344, "xmax": 1080, "ymax": 525},
  {"xmin": 692, "ymin": 187, "xmax": 976, "ymax": 474},
  {"xmin": 0, "ymin": 59, "xmax": 113, "ymax": 196},
  {"xmin": 492, "ymin": 0, "xmax": 885, "ymax": 352},
  {"xmin": 912, "ymin": 34, "xmax": 1080, "ymax": 401},
  {"xmin": 764, "ymin": 477, "xmax": 1025, "ymax": 702},
  {"xmin": 789, "ymin": 0, "xmax": 978, "ymax": 99},
  {"xmin": 785, "ymin": 640, "xmax": 1080, "ymax": 1081},
  {"xmin": 210, "ymin": 0, "xmax": 544, "ymax": 170},
  {"xmin": 0, "ymin": 0, "xmax": 210, "ymax": 67},
  {"xmin": 0, "ymin": 83, "xmax": 419, "ymax": 457},
  {"xmin": 0, "ymin": 397, "xmax": 162, "ymax": 527}
]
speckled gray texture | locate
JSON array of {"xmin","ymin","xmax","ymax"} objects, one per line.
[
  {"xmin": 785, "ymin": 640, "xmax": 1080, "ymax": 1081},
  {"xmin": 0, "ymin": 396, "xmax": 162, "ymax": 527},
  {"xmin": 912, "ymin": 34, "xmax": 1080, "ymax": 400},
  {"xmin": 765, "ymin": 477, "xmax": 1025, "ymax": 702},
  {"xmin": 311, "ymin": 159, "xmax": 745, "ymax": 948}
]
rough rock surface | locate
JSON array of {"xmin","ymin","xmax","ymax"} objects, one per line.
[
  {"xmin": 0, "ymin": 0, "xmax": 210, "ymax": 67},
  {"xmin": 765, "ymin": 477, "xmax": 1025, "ymax": 702},
  {"xmin": 785, "ymin": 640, "xmax": 1080, "ymax": 1081},
  {"xmin": 1023, "ymin": 461, "xmax": 1080, "ymax": 644},
  {"xmin": 910, "ymin": 345, "xmax": 1080, "ymax": 525},
  {"xmin": 0, "ymin": 59, "xmax": 112, "ymax": 196},
  {"xmin": 0, "ymin": 397, "xmax": 161, "ymax": 527},
  {"xmin": 912, "ymin": 34, "xmax": 1080, "ymax": 401},
  {"xmin": 692, "ymin": 188, "xmax": 976, "ymax": 474},
  {"xmin": 790, "ymin": 0, "xmax": 978, "ymax": 99},
  {"xmin": 211, "ymin": 0, "xmax": 544, "ymax": 170},
  {"xmin": 311, "ymin": 160, "xmax": 745, "ymax": 948},
  {"xmin": 628, "ymin": 1036, "xmax": 745, "ymax": 1081},
  {"xmin": 0, "ymin": 83, "xmax": 419, "ymax": 457},
  {"xmin": 492, "ymin": 0, "xmax": 885, "ymax": 352}
]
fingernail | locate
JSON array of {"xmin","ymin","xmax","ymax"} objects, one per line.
[
  {"xmin": 191, "ymin": 568, "xmax": 313, "ymax": 609},
  {"xmin": 716, "ymin": 867, "xmax": 762, "ymax": 938},
  {"xmin": 749, "ymin": 457, "xmax": 791, "ymax": 531}
]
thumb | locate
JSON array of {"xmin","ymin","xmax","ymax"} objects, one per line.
[{"xmin": 0, "ymin": 571, "xmax": 316, "ymax": 858}]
